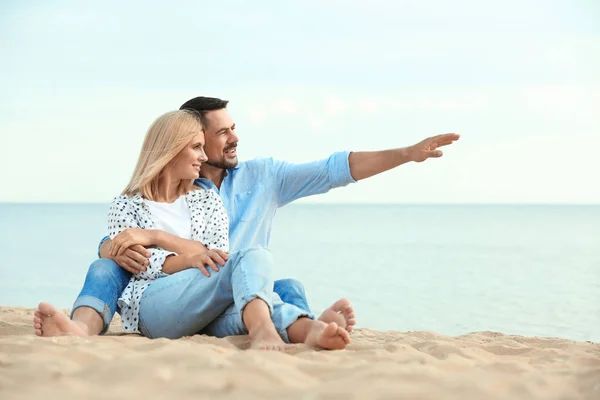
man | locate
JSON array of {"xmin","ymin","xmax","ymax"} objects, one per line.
[{"xmin": 34, "ymin": 96, "xmax": 459, "ymax": 340}]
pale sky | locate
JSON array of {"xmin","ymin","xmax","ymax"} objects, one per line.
[{"xmin": 1, "ymin": 0, "xmax": 599, "ymax": 204}]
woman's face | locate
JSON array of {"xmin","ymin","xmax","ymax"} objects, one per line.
[{"xmin": 169, "ymin": 132, "xmax": 208, "ymax": 180}]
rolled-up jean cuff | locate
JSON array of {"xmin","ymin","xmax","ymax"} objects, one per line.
[
  {"xmin": 278, "ymin": 311, "xmax": 312, "ymax": 343},
  {"xmin": 238, "ymin": 292, "xmax": 273, "ymax": 315},
  {"xmin": 71, "ymin": 295, "xmax": 112, "ymax": 335}
]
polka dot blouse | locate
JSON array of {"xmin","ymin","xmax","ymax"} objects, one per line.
[{"xmin": 107, "ymin": 188, "xmax": 229, "ymax": 333}]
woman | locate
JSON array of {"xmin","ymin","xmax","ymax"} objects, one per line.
[{"xmin": 34, "ymin": 110, "xmax": 350, "ymax": 350}]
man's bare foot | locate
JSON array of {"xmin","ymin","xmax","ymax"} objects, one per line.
[
  {"xmin": 248, "ymin": 323, "xmax": 295, "ymax": 351},
  {"xmin": 33, "ymin": 302, "xmax": 89, "ymax": 337},
  {"xmin": 318, "ymin": 298, "xmax": 356, "ymax": 333},
  {"xmin": 305, "ymin": 321, "xmax": 350, "ymax": 350}
]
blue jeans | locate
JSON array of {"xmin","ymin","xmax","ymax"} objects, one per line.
[
  {"xmin": 137, "ymin": 247, "xmax": 310, "ymax": 341},
  {"xmin": 72, "ymin": 253, "xmax": 313, "ymax": 336}
]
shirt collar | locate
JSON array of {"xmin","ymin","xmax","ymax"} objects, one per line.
[
  {"xmin": 131, "ymin": 192, "xmax": 144, "ymax": 205},
  {"xmin": 195, "ymin": 166, "xmax": 238, "ymax": 186}
]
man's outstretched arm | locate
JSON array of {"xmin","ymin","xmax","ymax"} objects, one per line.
[
  {"xmin": 348, "ymin": 133, "xmax": 460, "ymax": 181},
  {"xmin": 274, "ymin": 132, "xmax": 460, "ymax": 206}
]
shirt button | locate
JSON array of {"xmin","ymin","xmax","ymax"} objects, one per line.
[{"xmin": 247, "ymin": 191, "xmax": 251, "ymax": 195}]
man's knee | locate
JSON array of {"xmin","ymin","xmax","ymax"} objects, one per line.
[
  {"xmin": 86, "ymin": 258, "xmax": 131, "ymax": 286},
  {"xmin": 273, "ymin": 278, "xmax": 311, "ymax": 314},
  {"xmin": 274, "ymin": 278, "xmax": 306, "ymax": 297}
]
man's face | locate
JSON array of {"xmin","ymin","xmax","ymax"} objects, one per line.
[{"xmin": 202, "ymin": 108, "xmax": 239, "ymax": 169}]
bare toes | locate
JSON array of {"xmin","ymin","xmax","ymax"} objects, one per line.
[
  {"xmin": 338, "ymin": 327, "xmax": 351, "ymax": 343},
  {"xmin": 331, "ymin": 299, "xmax": 350, "ymax": 312},
  {"xmin": 35, "ymin": 329, "xmax": 42, "ymax": 336},
  {"xmin": 37, "ymin": 302, "xmax": 58, "ymax": 316}
]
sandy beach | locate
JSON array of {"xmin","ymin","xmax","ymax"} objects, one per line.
[{"xmin": 0, "ymin": 306, "xmax": 598, "ymax": 400}]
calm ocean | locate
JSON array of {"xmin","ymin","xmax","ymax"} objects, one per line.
[{"xmin": 1, "ymin": 203, "xmax": 598, "ymax": 342}]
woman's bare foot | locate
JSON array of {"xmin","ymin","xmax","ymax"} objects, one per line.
[
  {"xmin": 248, "ymin": 323, "xmax": 295, "ymax": 351},
  {"xmin": 317, "ymin": 298, "xmax": 356, "ymax": 333},
  {"xmin": 305, "ymin": 321, "xmax": 350, "ymax": 350},
  {"xmin": 33, "ymin": 302, "xmax": 89, "ymax": 337}
]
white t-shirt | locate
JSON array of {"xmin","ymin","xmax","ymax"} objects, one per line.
[
  {"xmin": 144, "ymin": 196, "xmax": 192, "ymax": 239},
  {"xmin": 108, "ymin": 189, "xmax": 229, "ymax": 333}
]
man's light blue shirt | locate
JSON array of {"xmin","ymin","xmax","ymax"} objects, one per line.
[
  {"xmin": 99, "ymin": 151, "xmax": 355, "ymax": 253},
  {"xmin": 194, "ymin": 151, "xmax": 355, "ymax": 251}
]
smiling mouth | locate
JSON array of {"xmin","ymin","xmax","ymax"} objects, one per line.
[{"xmin": 192, "ymin": 164, "xmax": 201, "ymax": 171}]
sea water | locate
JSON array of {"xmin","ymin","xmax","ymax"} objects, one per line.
[{"xmin": 1, "ymin": 203, "xmax": 598, "ymax": 341}]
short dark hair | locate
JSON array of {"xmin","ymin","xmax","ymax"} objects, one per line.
[{"xmin": 179, "ymin": 96, "xmax": 229, "ymax": 128}]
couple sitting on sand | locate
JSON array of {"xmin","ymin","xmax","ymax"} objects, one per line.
[{"xmin": 34, "ymin": 96, "xmax": 459, "ymax": 350}]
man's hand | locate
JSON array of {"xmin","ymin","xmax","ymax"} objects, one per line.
[
  {"xmin": 100, "ymin": 238, "xmax": 151, "ymax": 274},
  {"xmin": 108, "ymin": 228, "xmax": 156, "ymax": 257},
  {"xmin": 348, "ymin": 133, "xmax": 460, "ymax": 181},
  {"xmin": 185, "ymin": 250, "xmax": 229, "ymax": 277},
  {"xmin": 114, "ymin": 244, "xmax": 151, "ymax": 274},
  {"xmin": 408, "ymin": 133, "xmax": 460, "ymax": 163}
]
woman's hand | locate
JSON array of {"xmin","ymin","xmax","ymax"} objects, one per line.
[
  {"xmin": 108, "ymin": 228, "xmax": 156, "ymax": 257},
  {"xmin": 186, "ymin": 249, "xmax": 229, "ymax": 277}
]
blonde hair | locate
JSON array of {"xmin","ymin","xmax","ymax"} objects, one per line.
[{"xmin": 122, "ymin": 109, "xmax": 203, "ymax": 200}]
